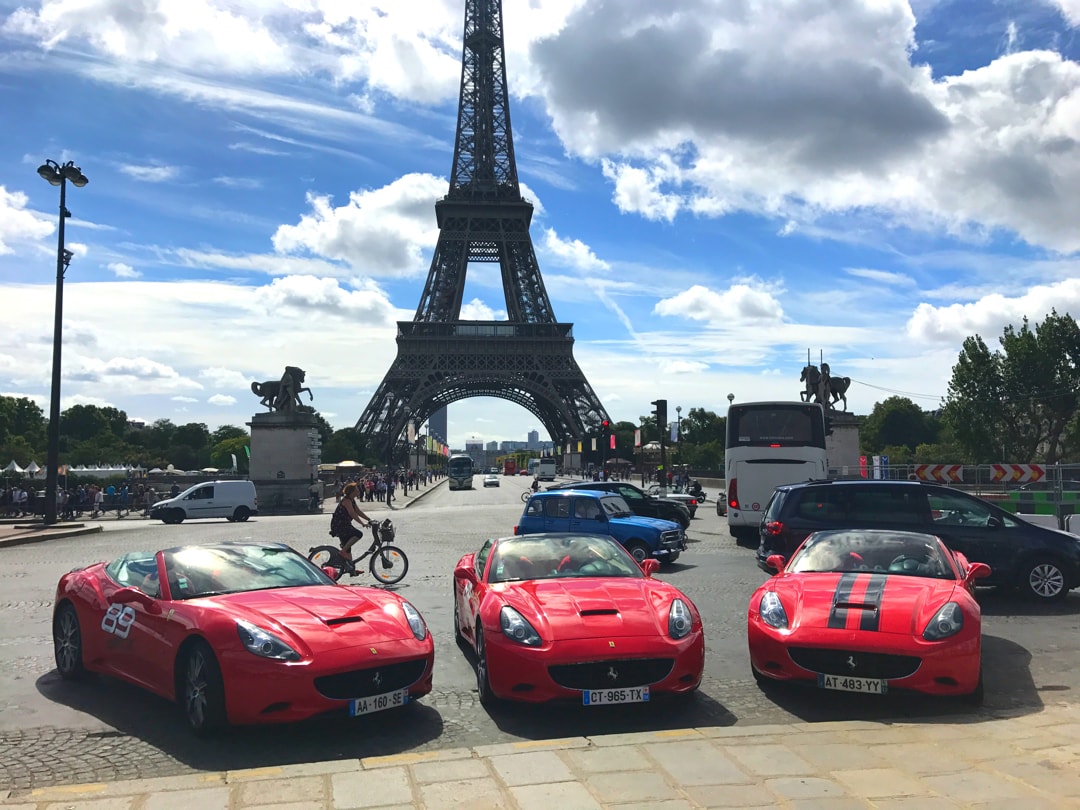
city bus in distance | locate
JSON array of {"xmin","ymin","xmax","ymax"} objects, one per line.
[
  {"xmin": 537, "ymin": 458, "xmax": 556, "ymax": 481},
  {"xmin": 725, "ymin": 401, "xmax": 828, "ymax": 541},
  {"xmin": 448, "ymin": 454, "xmax": 475, "ymax": 491},
  {"xmin": 528, "ymin": 458, "xmax": 540, "ymax": 477}
]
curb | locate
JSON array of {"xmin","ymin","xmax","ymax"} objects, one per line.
[{"xmin": 0, "ymin": 523, "xmax": 103, "ymax": 548}]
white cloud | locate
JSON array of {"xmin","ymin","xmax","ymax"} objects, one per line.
[
  {"xmin": 543, "ymin": 228, "xmax": 609, "ymax": 272},
  {"xmin": 0, "ymin": 185, "xmax": 53, "ymax": 253},
  {"xmin": 459, "ymin": 299, "xmax": 507, "ymax": 320},
  {"xmin": 601, "ymin": 159, "xmax": 682, "ymax": 222},
  {"xmin": 199, "ymin": 367, "xmax": 251, "ymax": 389},
  {"xmin": 107, "ymin": 261, "xmax": 141, "ymax": 279},
  {"xmin": 906, "ymin": 277, "xmax": 1080, "ymax": 344},
  {"xmin": 654, "ymin": 283, "xmax": 785, "ymax": 325},
  {"xmin": 208, "ymin": 394, "xmax": 236, "ymax": 406},
  {"xmin": 171, "ymin": 396, "xmax": 199, "ymax": 403},
  {"xmin": 212, "ymin": 176, "xmax": 262, "ymax": 189},
  {"xmin": 271, "ymin": 173, "xmax": 445, "ymax": 276},
  {"xmin": 251, "ymin": 276, "xmax": 398, "ymax": 325},
  {"xmin": 119, "ymin": 163, "xmax": 179, "ymax": 183},
  {"xmin": 844, "ymin": 267, "xmax": 915, "ymax": 286},
  {"xmin": 1051, "ymin": 1, "xmax": 1080, "ymax": 26},
  {"xmin": 663, "ymin": 359, "xmax": 708, "ymax": 374}
]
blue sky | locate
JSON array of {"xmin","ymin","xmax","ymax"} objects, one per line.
[{"xmin": 3, "ymin": 0, "xmax": 1080, "ymax": 451}]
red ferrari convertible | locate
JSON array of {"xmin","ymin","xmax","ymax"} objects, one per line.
[
  {"xmin": 52, "ymin": 542, "xmax": 434, "ymax": 735},
  {"xmin": 453, "ymin": 532, "xmax": 704, "ymax": 706},
  {"xmin": 748, "ymin": 529, "xmax": 990, "ymax": 701}
]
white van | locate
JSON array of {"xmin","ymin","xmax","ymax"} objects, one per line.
[{"xmin": 149, "ymin": 480, "xmax": 258, "ymax": 524}]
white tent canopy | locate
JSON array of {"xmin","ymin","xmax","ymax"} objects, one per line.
[
  {"xmin": 23, "ymin": 461, "xmax": 40, "ymax": 473},
  {"xmin": 3, "ymin": 460, "xmax": 23, "ymax": 473}
]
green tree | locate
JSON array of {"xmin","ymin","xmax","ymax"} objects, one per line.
[
  {"xmin": 0, "ymin": 396, "xmax": 47, "ymax": 458},
  {"xmin": 211, "ymin": 437, "xmax": 250, "ymax": 472},
  {"xmin": 860, "ymin": 397, "xmax": 938, "ymax": 454},
  {"xmin": 211, "ymin": 425, "xmax": 248, "ymax": 444},
  {"xmin": 324, "ymin": 429, "xmax": 364, "ymax": 464},
  {"xmin": 943, "ymin": 311, "xmax": 1080, "ymax": 463}
]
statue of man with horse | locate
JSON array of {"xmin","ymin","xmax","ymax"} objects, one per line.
[
  {"xmin": 800, "ymin": 362, "xmax": 851, "ymax": 411},
  {"xmin": 251, "ymin": 366, "xmax": 314, "ymax": 414}
]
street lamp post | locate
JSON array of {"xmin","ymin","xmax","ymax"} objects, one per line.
[
  {"xmin": 37, "ymin": 159, "xmax": 88, "ymax": 527},
  {"xmin": 676, "ymin": 406, "xmax": 682, "ymax": 485}
]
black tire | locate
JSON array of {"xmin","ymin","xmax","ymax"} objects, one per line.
[
  {"xmin": 369, "ymin": 545, "xmax": 409, "ymax": 585},
  {"xmin": 475, "ymin": 626, "xmax": 498, "ymax": 707},
  {"xmin": 453, "ymin": 590, "xmax": 462, "ymax": 641},
  {"xmin": 233, "ymin": 506, "xmax": 250, "ymax": 522},
  {"xmin": 521, "ymin": 492, "xmax": 531, "ymax": 503},
  {"xmin": 750, "ymin": 663, "xmax": 769, "ymax": 687},
  {"xmin": 1019, "ymin": 557, "xmax": 1069, "ymax": 602},
  {"xmin": 172, "ymin": 508, "xmax": 185, "ymax": 524},
  {"xmin": 962, "ymin": 668, "xmax": 984, "ymax": 706},
  {"xmin": 625, "ymin": 541, "xmax": 650, "ymax": 564},
  {"xmin": 309, "ymin": 546, "xmax": 348, "ymax": 581},
  {"xmin": 180, "ymin": 640, "xmax": 227, "ymax": 736},
  {"xmin": 53, "ymin": 602, "xmax": 87, "ymax": 681}
]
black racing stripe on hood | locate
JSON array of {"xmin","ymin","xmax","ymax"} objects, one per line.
[
  {"xmin": 858, "ymin": 574, "xmax": 888, "ymax": 631},
  {"xmin": 829, "ymin": 573, "xmax": 859, "ymax": 629}
]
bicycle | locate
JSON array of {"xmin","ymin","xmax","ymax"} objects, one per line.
[{"xmin": 308, "ymin": 518, "xmax": 409, "ymax": 585}]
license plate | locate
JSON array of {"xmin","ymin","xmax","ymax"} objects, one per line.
[
  {"xmin": 817, "ymin": 673, "xmax": 887, "ymax": 694},
  {"xmin": 583, "ymin": 686, "xmax": 650, "ymax": 705},
  {"xmin": 348, "ymin": 688, "xmax": 409, "ymax": 716}
]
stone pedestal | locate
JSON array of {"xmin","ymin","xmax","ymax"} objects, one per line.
[
  {"xmin": 248, "ymin": 411, "xmax": 322, "ymax": 514},
  {"xmin": 825, "ymin": 411, "xmax": 861, "ymax": 475}
]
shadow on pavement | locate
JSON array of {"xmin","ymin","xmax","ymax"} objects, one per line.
[
  {"xmin": 751, "ymin": 634, "xmax": 1042, "ymax": 723},
  {"xmin": 483, "ymin": 690, "xmax": 737, "ymax": 740},
  {"xmin": 976, "ymin": 586, "xmax": 1080, "ymax": 616},
  {"xmin": 35, "ymin": 669, "xmax": 444, "ymax": 771}
]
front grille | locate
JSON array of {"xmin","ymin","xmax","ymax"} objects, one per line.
[
  {"xmin": 548, "ymin": 658, "xmax": 674, "ymax": 689},
  {"xmin": 788, "ymin": 647, "xmax": 920, "ymax": 679},
  {"xmin": 314, "ymin": 658, "xmax": 427, "ymax": 699},
  {"xmin": 660, "ymin": 531, "xmax": 681, "ymax": 547}
]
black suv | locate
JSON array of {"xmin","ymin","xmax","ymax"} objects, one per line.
[
  {"xmin": 546, "ymin": 481, "xmax": 692, "ymax": 529},
  {"xmin": 757, "ymin": 479, "xmax": 1080, "ymax": 602}
]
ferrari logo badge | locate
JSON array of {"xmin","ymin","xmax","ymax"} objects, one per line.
[
  {"xmin": 608, "ymin": 641, "xmax": 615, "ymax": 648},
  {"xmin": 373, "ymin": 671, "xmax": 382, "ymax": 688},
  {"xmin": 607, "ymin": 666, "xmax": 619, "ymax": 682},
  {"xmin": 370, "ymin": 647, "xmax": 378, "ymax": 655},
  {"xmin": 846, "ymin": 655, "xmax": 857, "ymax": 671}
]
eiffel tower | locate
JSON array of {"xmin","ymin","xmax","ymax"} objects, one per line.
[{"xmin": 355, "ymin": 0, "xmax": 610, "ymax": 460}]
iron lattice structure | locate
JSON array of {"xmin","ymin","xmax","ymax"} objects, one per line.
[{"xmin": 356, "ymin": 0, "xmax": 609, "ymax": 459}]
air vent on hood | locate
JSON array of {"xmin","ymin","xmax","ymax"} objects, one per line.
[
  {"xmin": 580, "ymin": 609, "xmax": 619, "ymax": 617},
  {"xmin": 325, "ymin": 616, "xmax": 365, "ymax": 626}
]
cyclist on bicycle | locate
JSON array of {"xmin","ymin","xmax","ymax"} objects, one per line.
[
  {"xmin": 329, "ymin": 482, "xmax": 374, "ymax": 566},
  {"xmin": 531, "ymin": 477, "xmax": 540, "ymax": 493}
]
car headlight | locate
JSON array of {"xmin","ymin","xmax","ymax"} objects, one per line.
[
  {"xmin": 500, "ymin": 606, "xmax": 541, "ymax": 646},
  {"xmin": 759, "ymin": 592, "xmax": 789, "ymax": 630},
  {"xmin": 401, "ymin": 601, "xmax": 427, "ymax": 641},
  {"xmin": 923, "ymin": 602, "xmax": 964, "ymax": 640},
  {"xmin": 236, "ymin": 619, "xmax": 300, "ymax": 661},
  {"xmin": 669, "ymin": 598, "xmax": 692, "ymax": 639}
]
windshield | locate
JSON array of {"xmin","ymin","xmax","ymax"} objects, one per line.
[
  {"xmin": 600, "ymin": 495, "xmax": 633, "ymax": 517},
  {"xmin": 786, "ymin": 531, "xmax": 956, "ymax": 580},
  {"xmin": 163, "ymin": 544, "xmax": 333, "ymax": 599},
  {"xmin": 489, "ymin": 535, "xmax": 643, "ymax": 582}
]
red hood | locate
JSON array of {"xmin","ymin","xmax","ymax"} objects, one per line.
[
  {"xmin": 495, "ymin": 578, "xmax": 676, "ymax": 641},
  {"xmin": 206, "ymin": 585, "xmax": 416, "ymax": 654},
  {"xmin": 771, "ymin": 572, "xmax": 959, "ymax": 635}
]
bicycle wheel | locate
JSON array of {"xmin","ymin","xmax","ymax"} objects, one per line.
[
  {"xmin": 309, "ymin": 545, "xmax": 349, "ymax": 581},
  {"xmin": 369, "ymin": 545, "xmax": 409, "ymax": 585},
  {"xmin": 521, "ymin": 491, "xmax": 531, "ymax": 503}
]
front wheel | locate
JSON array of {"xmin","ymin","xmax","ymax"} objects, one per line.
[
  {"xmin": 625, "ymin": 540, "xmax": 650, "ymax": 564},
  {"xmin": 233, "ymin": 506, "xmax": 250, "ymax": 522},
  {"xmin": 475, "ymin": 627, "xmax": 498, "ymax": 707},
  {"xmin": 369, "ymin": 545, "xmax": 409, "ymax": 585},
  {"xmin": 53, "ymin": 602, "xmax": 87, "ymax": 681},
  {"xmin": 181, "ymin": 641, "xmax": 227, "ymax": 736},
  {"xmin": 1019, "ymin": 557, "xmax": 1069, "ymax": 602},
  {"xmin": 521, "ymin": 492, "xmax": 531, "ymax": 503},
  {"xmin": 171, "ymin": 509, "xmax": 185, "ymax": 524}
]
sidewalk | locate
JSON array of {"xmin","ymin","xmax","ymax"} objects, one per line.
[
  {"xmin": 0, "ymin": 479, "xmax": 444, "ymax": 549},
  {"xmin": 2, "ymin": 704, "xmax": 1079, "ymax": 808}
]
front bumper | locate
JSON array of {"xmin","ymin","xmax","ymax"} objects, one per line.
[
  {"xmin": 485, "ymin": 631, "xmax": 704, "ymax": 703},
  {"xmin": 217, "ymin": 637, "xmax": 435, "ymax": 724},
  {"xmin": 747, "ymin": 620, "xmax": 980, "ymax": 697}
]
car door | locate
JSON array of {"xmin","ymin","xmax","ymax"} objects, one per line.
[
  {"xmin": 569, "ymin": 496, "xmax": 604, "ymax": 532},
  {"xmin": 184, "ymin": 485, "xmax": 216, "ymax": 519},
  {"xmin": 543, "ymin": 496, "xmax": 571, "ymax": 532},
  {"xmin": 615, "ymin": 485, "xmax": 656, "ymax": 519},
  {"xmin": 99, "ymin": 553, "xmax": 176, "ymax": 692},
  {"xmin": 926, "ymin": 489, "xmax": 1019, "ymax": 584}
]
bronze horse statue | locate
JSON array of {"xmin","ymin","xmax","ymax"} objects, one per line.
[
  {"xmin": 800, "ymin": 363, "xmax": 851, "ymax": 411},
  {"xmin": 251, "ymin": 366, "xmax": 313, "ymax": 412}
]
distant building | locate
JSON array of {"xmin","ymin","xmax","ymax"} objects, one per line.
[
  {"xmin": 465, "ymin": 439, "xmax": 484, "ymax": 456},
  {"xmin": 527, "ymin": 429, "xmax": 539, "ymax": 449},
  {"xmin": 486, "ymin": 441, "xmax": 498, "ymax": 452},
  {"xmin": 428, "ymin": 407, "xmax": 448, "ymax": 446}
]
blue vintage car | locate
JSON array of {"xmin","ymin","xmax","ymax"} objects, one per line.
[{"xmin": 515, "ymin": 490, "xmax": 685, "ymax": 564}]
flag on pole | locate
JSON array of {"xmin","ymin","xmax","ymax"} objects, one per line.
[
  {"xmin": 591, "ymin": 438, "xmax": 597, "ymax": 451},
  {"xmin": 609, "ymin": 435, "xmax": 615, "ymax": 450},
  {"xmin": 634, "ymin": 428, "xmax": 641, "ymax": 447},
  {"xmin": 670, "ymin": 422, "xmax": 678, "ymax": 443}
]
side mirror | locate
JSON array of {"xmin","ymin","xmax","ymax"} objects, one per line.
[
  {"xmin": 112, "ymin": 587, "xmax": 161, "ymax": 614},
  {"xmin": 456, "ymin": 564, "xmax": 479, "ymax": 585},
  {"xmin": 766, "ymin": 554, "xmax": 786, "ymax": 574},
  {"xmin": 640, "ymin": 559, "xmax": 661, "ymax": 577},
  {"xmin": 986, "ymin": 515, "xmax": 1003, "ymax": 529},
  {"xmin": 965, "ymin": 562, "xmax": 991, "ymax": 582}
]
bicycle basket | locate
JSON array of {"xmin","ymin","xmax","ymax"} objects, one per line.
[{"xmin": 378, "ymin": 519, "xmax": 396, "ymax": 543}]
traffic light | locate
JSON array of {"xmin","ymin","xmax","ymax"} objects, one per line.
[{"xmin": 651, "ymin": 399, "xmax": 668, "ymax": 430}]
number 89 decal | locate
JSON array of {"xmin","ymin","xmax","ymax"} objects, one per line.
[{"xmin": 101, "ymin": 604, "xmax": 136, "ymax": 639}]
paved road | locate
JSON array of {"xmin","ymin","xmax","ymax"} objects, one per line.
[{"xmin": 2, "ymin": 475, "xmax": 1079, "ymax": 792}]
